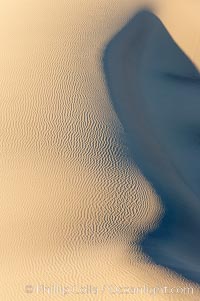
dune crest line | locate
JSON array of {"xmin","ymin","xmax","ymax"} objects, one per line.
[{"xmin": 104, "ymin": 10, "xmax": 200, "ymax": 283}]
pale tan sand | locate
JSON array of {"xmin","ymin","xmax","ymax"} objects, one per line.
[{"xmin": 0, "ymin": 0, "xmax": 199, "ymax": 300}]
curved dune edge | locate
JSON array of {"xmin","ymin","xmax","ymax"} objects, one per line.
[
  {"xmin": 103, "ymin": 10, "xmax": 200, "ymax": 284},
  {"xmin": 0, "ymin": 1, "xmax": 200, "ymax": 300}
]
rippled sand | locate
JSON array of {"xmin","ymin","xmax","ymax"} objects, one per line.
[{"xmin": 0, "ymin": 0, "xmax": 200, "ymax": 300}]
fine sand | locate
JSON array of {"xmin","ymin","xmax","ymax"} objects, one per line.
[
  {"xmin": 104, "ymin": 9, "xmax": 200, "ymax": 284},
  {"xmin": 0, "ymin": 0, "xmax": 200, "ymax": 300}
]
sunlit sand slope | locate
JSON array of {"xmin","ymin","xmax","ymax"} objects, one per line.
[{"xmin": 0, "ymin": 0, "xmax": 199, "ymax": 300}]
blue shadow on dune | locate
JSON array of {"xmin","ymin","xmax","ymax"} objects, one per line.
[{"xmin": 103, "ymin": 10, "xmax": 200, "ymax": 284}]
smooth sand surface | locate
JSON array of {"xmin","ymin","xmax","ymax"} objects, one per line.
[
  {"xmin": 0, "ymin": 0, "xmax": 200, "ymax": 300},
  {"xmin": 104, "ymin": 9, "xmax": 200, "ymax": 283}
]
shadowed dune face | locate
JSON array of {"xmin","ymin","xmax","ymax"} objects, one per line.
[
  {"xmin": 1, "ymin": 2, "xmax": 200, "ymax": 300},
  {"xmin": 104, "ymin": 10, "xmax": 200, "ymax": 283}
]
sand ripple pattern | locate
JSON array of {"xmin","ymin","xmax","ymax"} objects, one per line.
[{"xmin": 0, "ymin": 0, "xmax": 199, "ymax": 300}]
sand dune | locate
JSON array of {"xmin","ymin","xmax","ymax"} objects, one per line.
[
  {"xmin": 104, "ymin": 9, "xmax": 200, "ymax": 284},
  {"xmin": 0, "ymin": 0, "xmax": 200, "ymax": 300}
]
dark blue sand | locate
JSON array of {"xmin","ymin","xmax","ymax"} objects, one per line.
[{"xmin": 103, "ymin": 10, "xmax": 200, "ymax": 284}]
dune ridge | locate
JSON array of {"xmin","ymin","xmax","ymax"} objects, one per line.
[
  {"xmin": 0, "ymin": 0, "xmax": 200, "ymax": 300},
  {"xmin": 104, "ymin": 10, "xmax": 200, "ymax": 284}
]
